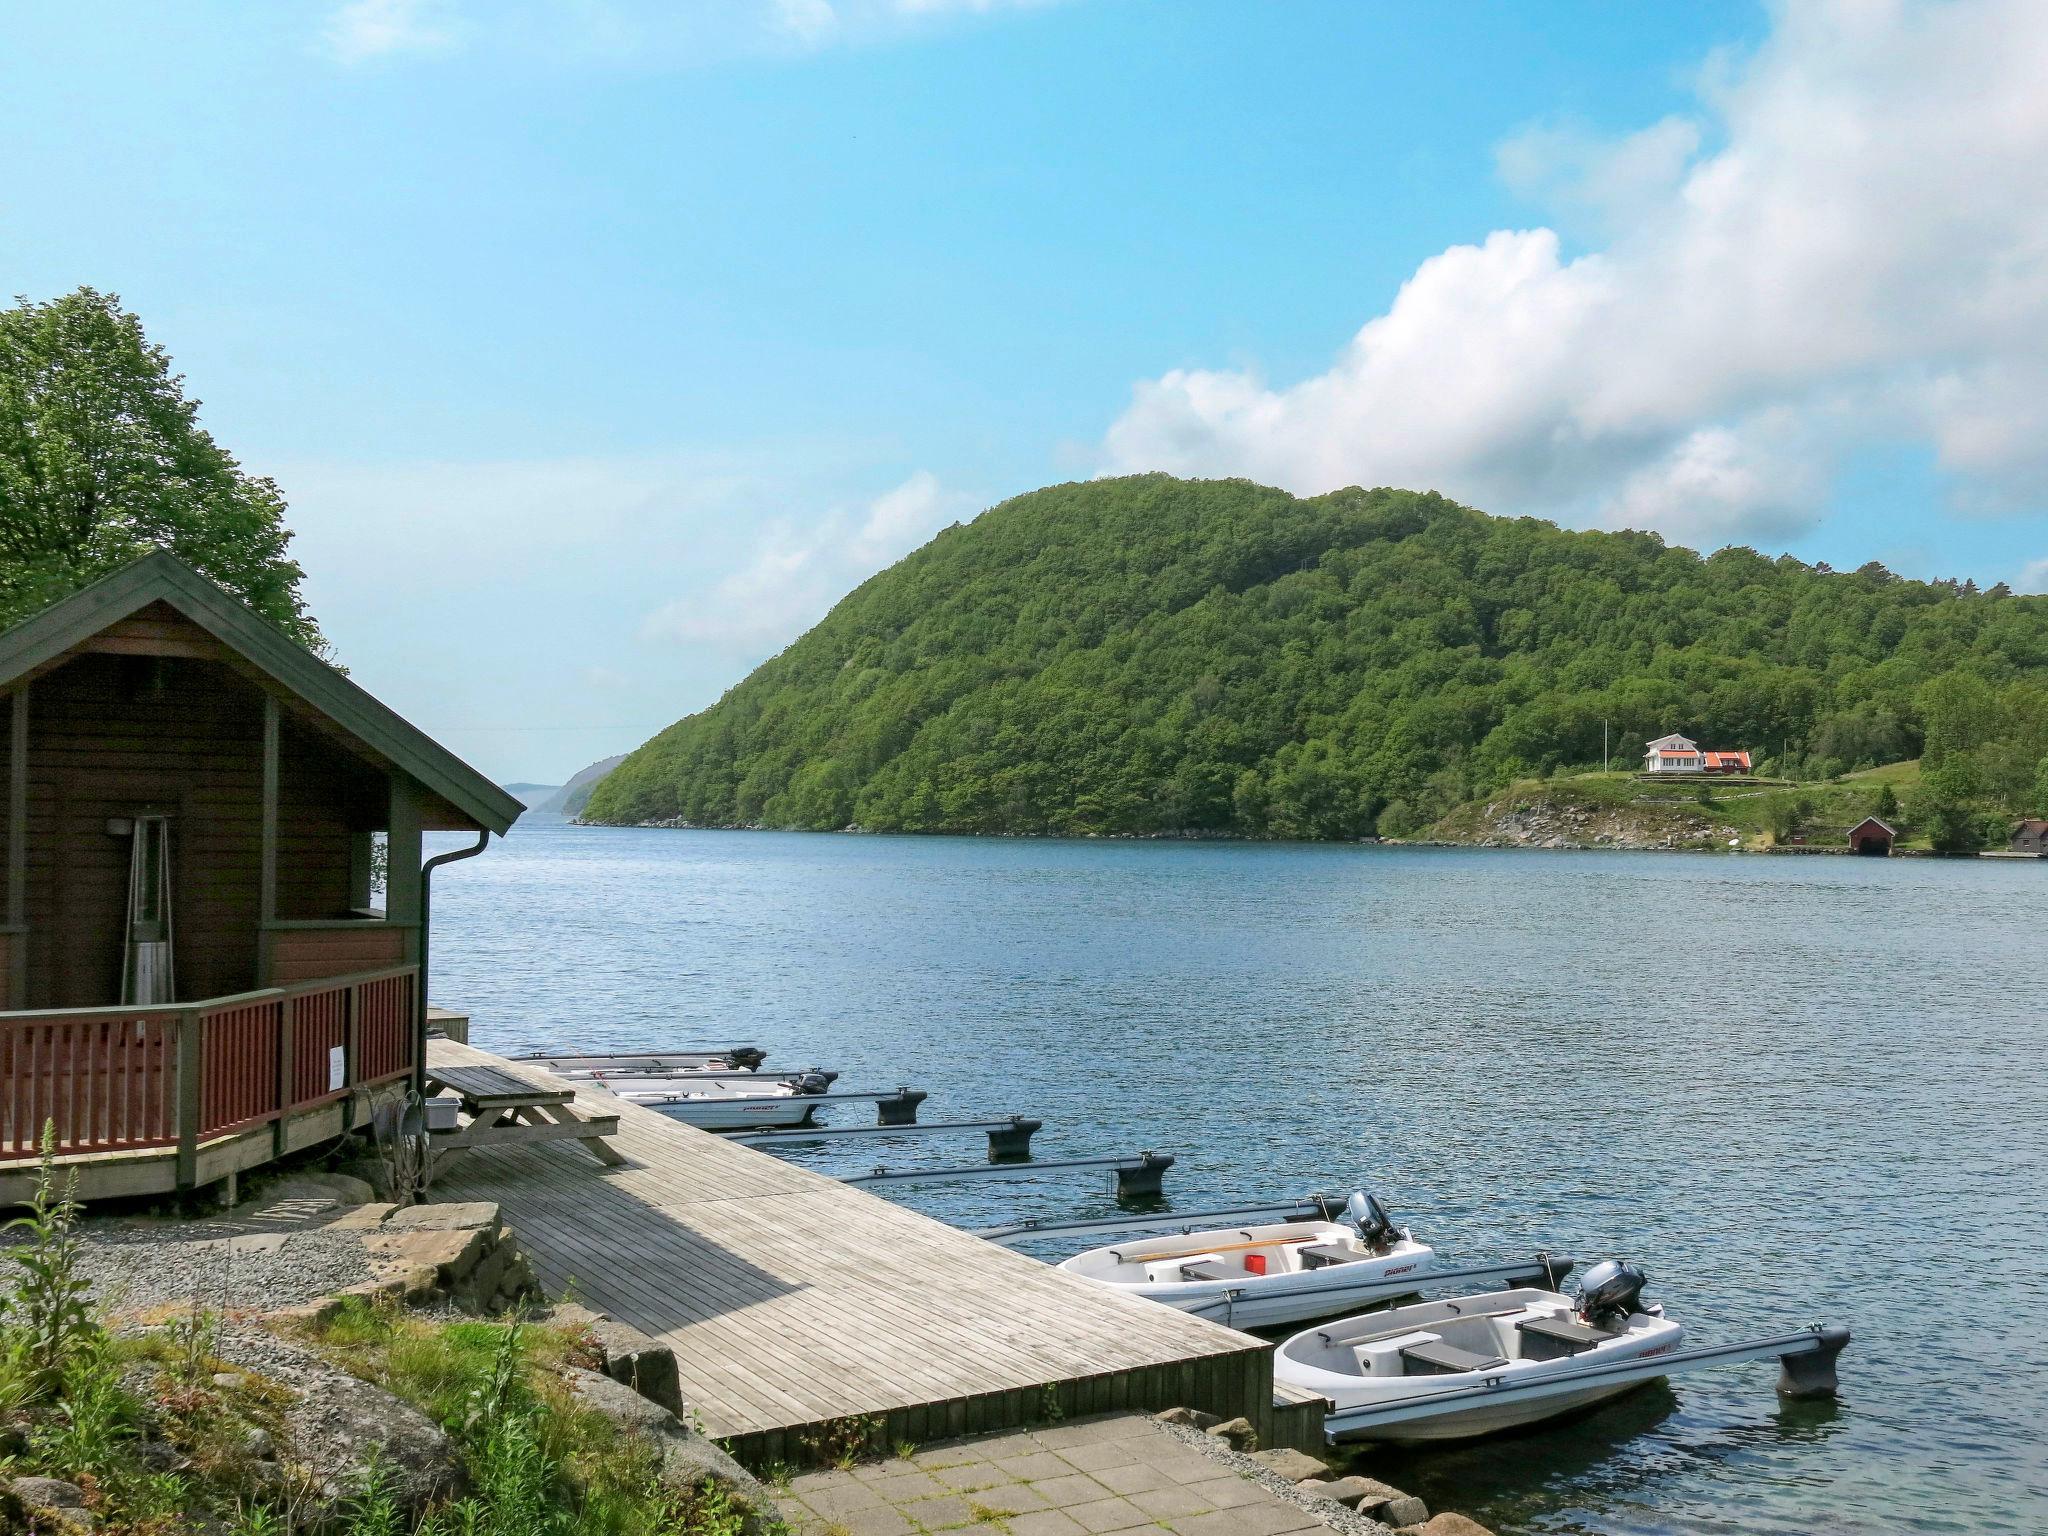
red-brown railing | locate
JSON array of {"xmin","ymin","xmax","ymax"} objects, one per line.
[
  {"xmin": 0, "ymin": 1007, "xmax": 183, "ymax": 1158},
  {"xmin": 0, "ymin": 965, "xmax": 418, "ymax": 1181}
]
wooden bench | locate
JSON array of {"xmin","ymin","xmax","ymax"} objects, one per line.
[{"xmin": 425, "ymin": 1064, "xmax": 624, "ymax": 1171}]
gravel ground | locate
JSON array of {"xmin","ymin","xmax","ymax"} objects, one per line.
[
  {"xmin": 1154, "ymin": 1419, "xmax": 1400, "ymax": 1536},
  {"xmin": 5, "ymin": 1219, "xmax": 374, "ymax": 1314}
]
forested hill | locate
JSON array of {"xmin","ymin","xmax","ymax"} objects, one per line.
[{"xmin": 583, "ymin": 476, "xmax": 2048, "ymax": 839}]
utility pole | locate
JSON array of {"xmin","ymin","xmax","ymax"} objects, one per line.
[{"xmin": 1603, "ymin": 719, "xmax": 1609, "ymax": 776}]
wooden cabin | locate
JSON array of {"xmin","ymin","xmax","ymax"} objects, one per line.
[
  {"xmin": 2007, "ymin": 819, "xmax": 2048, "ymax": 856},
  {"xmin": 1846, "ymin": 816, "xmax": 1897, "ymax": 856},
  {"xmin": 0, "ymin": 552, "xmax": 521, "ymax": 1199}
]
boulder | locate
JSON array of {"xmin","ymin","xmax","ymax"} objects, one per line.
[
  {"xmin": 587, "ymin": 1317, "xmax": 687, "ymax": 1420},
  {"xmin": 1152, "ymin": 1406, "xmax": 1221, "ymax": 1430},
  {"xmin": 11, "ymin": 1476, "xmax": 87, "ymax": 1510},
  {"xmin": 563, "ymin": 1367, "xmax": 753, "ymax": 1493},
  {"xmin": 1249, "ymin": 1447, "xmax": 1329, "ymax": 1483},
  {"xmin": 1397, "ymin": 1516, "xmax": 1495, "ymax": 1536},
  {"xmin": 1297, "ymin": 1476, "xmax": 1403, "ymax": 1509},
  {"xmin": 1377, "ymin": 1493, "xmax": 1430, "ymax": 1526},
  {"xmin": 282, "ymin": 1370, "xmax": 466, "ymax": 1518},
  {"xmin": 312, "ymin": 1172, "xmax": 379, "ymax": 1205},
  {"xmin": 1204, "ymin": 1416, "xmax": 1257, "ymax": 1451}
]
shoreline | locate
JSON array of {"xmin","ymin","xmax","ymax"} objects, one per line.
[{"xmin": 568, "ymin": 818, "xmax": 1949, "ymax": 857}]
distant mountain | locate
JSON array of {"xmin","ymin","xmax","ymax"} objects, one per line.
[
  {"xmin": 582, "ymin": 474, "xmax": 2048, "ymax": 839},
  {"xmin": 541, "ymin": 754, "xmax": 627, "ymax": 817},
  {"xmin": 500, "ymin": 782, "xmax": 562, "ymax": 810}
]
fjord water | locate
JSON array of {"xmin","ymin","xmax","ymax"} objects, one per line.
[{"xmin": 428, "ymin": 820, "xmax": 2047, "ymax": 1536}]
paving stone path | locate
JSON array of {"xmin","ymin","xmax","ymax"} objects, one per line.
[{"xmin": 775, "ymin": 1413, "xmax": 1343, "ymax": 1536}]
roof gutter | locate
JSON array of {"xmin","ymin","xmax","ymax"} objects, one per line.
[{"xmin": 416, "ymin": 830, "xmax": 490, "ymax": 1098}]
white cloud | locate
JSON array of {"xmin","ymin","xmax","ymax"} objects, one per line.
[
  {"xmin": 639, "ymin": 470, "xmax": 971, "ymax": 649},
  {"xmin": 2019, "ymin": 557, "xmax": 2048, "ymax": 595},
  {"xmin": 1102, "ymin": 0, "xmax": 2048, "ymax": 544},
  {"xmin": 322, "ymin": 0, "xmax": 461, "ymax": 63}
]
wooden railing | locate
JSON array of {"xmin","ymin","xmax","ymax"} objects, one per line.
[{"xmin": 0, "ymin": 965, "xmax": 418, "ymax": 1183}]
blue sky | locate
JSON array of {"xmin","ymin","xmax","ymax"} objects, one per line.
[{"xmin": 8, "ymin": 1, "xmax": 2048, "ymax": 781}]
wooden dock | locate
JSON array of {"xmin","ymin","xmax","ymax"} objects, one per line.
[{"xmin": 425, "ymin": 1041, "xmax": 1283, "ymax": 1464}]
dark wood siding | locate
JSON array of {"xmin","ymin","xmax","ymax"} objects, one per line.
[
  {"xmin": 8, "ymin": 645, "xmax": 381, "ymax": 1008},
  {"xmin": 267, "ymin": 924, "xmax": 407, "ymax": 984}
]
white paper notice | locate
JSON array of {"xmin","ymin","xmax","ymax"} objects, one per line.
[{"xmin": 328, "ymin": 1045, "xmax": 346, "ymax": 1092}]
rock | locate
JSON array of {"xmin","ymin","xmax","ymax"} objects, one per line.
[
  {"xmin": 1152, "ymin": 1406, "xmax": 1221, "ymax": 1430},
  {"xmin": 313, "ymin": 1172, "xmax": 379, "ymax": 1205},
  {"xmin": 536, "ymin": 1302, "xmax": 606, "ymax": 1333},
  {"xmin": 11, "ymin": 1476, "xmax": 87, "ymax": 1510},
  {"xmin": 211, "ymin": 1371, "xmax": 245, "ymax": 1389},
  {"xmin": 326, "ymin": 1203, "xmax": 399, "ymax": 1231},
  {"xmin": 1249, "ymin": 1447, "xmax": 1329, "ymax": 1482},
  {"xmin": 260, "ymin": 1179, "xmax": 345, "ymax": 1211},
  {"xmin": 563, "ymin": 1367, "xmax": 753, "ymax": 1493},
  {"xmin": 135, "ymin": 1439, "xmax": 184, "ymax": 1472},
  {"xmin": 1296, "ymin": 1476, "xmax": 1403, "ymax": 1508},
  {"xmin": 1397, "ymin": 1515, "xmax": 1495, "ymax": 1536},
  {"xmin": 366, "ymin": 1225, "xmax": 491, "ymax": 1284},
  {"xmin": 457, "ymin": 1226, "xmax": 522, "ymax": 1307},
  {"xmin": 1204, "ymin": 1416, "xmax": 1257, "ymax": 1451},
  {"xmin": 243, "ymin": 1427, "xmax": 275, "ymax": 1460},
  {"xmin": 281, "ymin": 1372, "xmax": 466, "ymax": 1518},
  {"xmin": 586, "ymin": 1318, "xmax": 687, "ymax": 1419},
  {"xmin": 1377, "ymin": 1493, "xmax": 1431, "ymax": 1526},
  {"xmin": 382, "ymin": 1201, "xmax": 501, "ymax": 1237}
]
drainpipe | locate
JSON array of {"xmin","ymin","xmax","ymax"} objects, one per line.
[{"xmin": 415, "ymin": 830, "xmax": 490, "ymax": 1099}]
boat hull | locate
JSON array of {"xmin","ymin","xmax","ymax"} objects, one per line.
[
  {"xmin": 1344, "ymin": 1376, "xmax": 1653, "ymax": 1443},
  {"xmin": 647, "ymin": 1097, "xmax": 819, "ymax": 1130},
  {"xmin": 1059, "ymin": 1221, "xmax": 1439, "ymax": 1329}
]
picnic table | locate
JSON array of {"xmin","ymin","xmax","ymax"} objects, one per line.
[{"xmin": 424, "ymin": 1062, "xmax": 624, "ymax": 1170}]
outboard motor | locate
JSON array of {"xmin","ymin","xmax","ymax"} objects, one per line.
[
  {"xmin": 1576, "ymin": 1260, "xmax": 1649, "ymax": 1327},
  {"xmin": 1344, "ymin": 1191, "xmax": 1398, "ymax": 1250}
]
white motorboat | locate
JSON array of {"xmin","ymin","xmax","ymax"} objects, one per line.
[
  {"xmin": 1057, "ymin": 1193, "xmax": 1441, "ymax": 1328},
  {"xmin": 515, "ymin": 1047, "xmax": 766, "ymax": 1073},
  {"xmin": 583, "ymin": 1077, "xmax": 820, "ymax": 1130},
  {"xmin": 554, "ymin": 1065, "xmax": 836, "ymax": 1094},
  {"xmin": 1279, "ymin": 1261, "xmax": 1850, "ymax": 1444}
]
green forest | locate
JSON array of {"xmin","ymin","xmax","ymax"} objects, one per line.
[{"xmin": 585, "ymin": 475, "xmax": 2048, "ymax": 849}]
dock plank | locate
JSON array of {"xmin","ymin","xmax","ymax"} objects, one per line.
[{"xmin": 425, "ymin": 1042, "xmax": 1272, "ymax": 1451}]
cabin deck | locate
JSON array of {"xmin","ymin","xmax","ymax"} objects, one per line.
[{"xmin": 425, "ymin": 1041, "xmax": 1278, "ymax": 1464}]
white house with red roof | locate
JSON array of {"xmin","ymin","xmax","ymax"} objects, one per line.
[{"xmin": 1643, "ymin": 734, "xmax": 1752, "ymax": 774}]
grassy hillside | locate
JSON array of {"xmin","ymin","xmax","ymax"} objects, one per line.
[
  {"xmin": 586, "ymin": 475, "xmax": 2048, "ymax": 842},
  {"xmin": 1424, "ymin": 763, "xmax": 1927, "ymax": 851}
]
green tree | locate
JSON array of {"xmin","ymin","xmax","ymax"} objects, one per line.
[
  {"xmin": 1909, "ymin": 759, "xmax": 1986, "ymax": 854},
  {"xmin": 1917, "ymin": 671, "xmax": 2001, "ymax": 769},
  {"xmin": 0, "ymin": 287, "xmax": 322, "ymax": 649},
  {"xmin": 1873, "ymin": 783, "xmax": 1901, "ymax": 821}
]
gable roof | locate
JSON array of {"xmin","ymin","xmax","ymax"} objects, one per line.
[
  {"xmin": 1848, "ymin": 817, "xmax": 1897, "ymax": 835},
  {"xmin": 0, "ymin": 551, "xmax": 523, "ymax": 835},
  {"xmin": 1644, "ymin": 734, "xmax": 1697, "ymax": 751}
]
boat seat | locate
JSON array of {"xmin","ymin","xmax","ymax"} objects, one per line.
[
  {"xmin": 1297, "ymin": 1243, "xmax": 1363, "ymax": 1270},
  {"xmin": 1400, "ymin": 1338, "xmax": 1508, "ymax": 1377},
  {"xmin": 1178, "ymin": 1260, "xmax": 1236, "ymax": 1281},
  {"xmin": 1516, "ymin": 1314, "xmax": 1614, "ymax": 1362}
]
